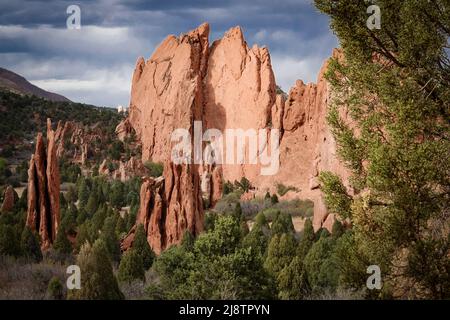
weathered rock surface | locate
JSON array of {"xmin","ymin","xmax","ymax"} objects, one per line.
[
  {"xmin": 122, "ymin": 161, "xmax": 203, "ymax": 254},
  {"xmin": 0, "ymin": 185, "xmax": 16, "ymax": 213},
  {"xmin": 115, "ymin": 118, "xmax": 133, "ymax": 142},
  {"xmin": 126, "ymin": 23, "xmax": 350, "ymax": 241},
  {"xmin": 26, "ymin": 119, "xmax": 60, "ymax": 249}
]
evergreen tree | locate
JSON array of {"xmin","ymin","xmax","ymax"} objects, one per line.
[
  {"xmin": 20, "ymin": 226, "xmax": 42, "ymax": 262},
  {"xmin": 133, "ymin": 224, "xmax": 155, "ymax": 270},
  {"xmin": 264, "ymin": 233, "xmax": 297, "ymax": 276},
  {"xmin": 242, "ymin": 222, "xmax": 269, "ymax": 257},
  {"xmin": 270, "ymin": 194, "xmax": 279, "ymax": 204},
  {"xmin": 75, "ymin": 222, "xmax": 92, "ymax": 252},
  {"xmin": 0, "ymin": 224, "xmax": 21, "ymax": 257},
  {"xmin": 53, "ymin": 228, "xmax": 72, "ymax": 255},
  {"xmin": 47, "ymin": 277, "xmax": 64, "ymax": 300},
  {"xmin": 270, "ymin": 211, "xmax": 295, "ymax": 236},
  {"xmin": 315, "ymin": 0, "xmax": 450, "ymax": 298},
  {"xmin": 100, "ymin": 216, "xmax": 120, "ymax": 263},
  {"xmin": 118, "ymin": 248, "xmax": 145, "ymax": 283},
  {"xmin": 77, "ymin": 178, "xmax": 90, "ymax": 209},
  {"xmin": 85, "ymin": 190, "xmax": 99, "ymax": 215},
  {"xmin": 277, "ymin": 256, "xmax": 309, "ymax": 300},
  {"xmin": 69, "ymin": 239, "xmax": 124, "ymax": 300},
  {"xmin": 115, "ymin": 214, "xmax": 127, "ymax": 237},
  {"xmin": 297, "ymin": 218, "xmax": 315, "ymax": 259}
]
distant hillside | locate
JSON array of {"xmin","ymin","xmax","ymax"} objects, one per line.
[
  {"xmin": 0, "ymin": 67, "xmax": 70, "ymax": 102},
  {"xmin": 0, "ymin": 89, "xmax": 123, "ymax": 162}
]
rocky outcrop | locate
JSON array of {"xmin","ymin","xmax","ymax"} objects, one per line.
[
  {"xmin": 115, "ymin": 118, "xmax": 133, "ymax": 142},
  {"xmin": 0, "ymin": 185, "xmax": 16, "ymax": 213},
  {"xmin": 54, "ymin": 120, "xmax": 103, "ymax": 165},
  {"xmin": 123, "ymin": 23, "xmax": 208, "ymax": 252},
  {"xmin": 122, "ymin": 161, "xmax": 203, "ymax": 254},
  {"xmin": 126, "ymin": 23, "xmax": 350, "ymax": 239},
  {"xmin": 26, "ymin": 119, "xmax": 60, "ymax": 249}
]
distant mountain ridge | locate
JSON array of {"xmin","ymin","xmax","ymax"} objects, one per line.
[{"xmin": 0, "ymin": 67, "xmax": 70, "ymax": 102}]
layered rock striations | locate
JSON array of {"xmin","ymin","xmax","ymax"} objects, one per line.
[
  {"xmin": 125, "ymin": 23, "xmax": 350, "ymax": 242},
  {"xmin": 26, "ymin": 119, "xmax": 60, "ymax": 249}
]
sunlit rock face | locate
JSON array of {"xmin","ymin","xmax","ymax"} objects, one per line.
[{"xmin": 126, "ymin": 23, "xmax": 350, "ymax": 249}]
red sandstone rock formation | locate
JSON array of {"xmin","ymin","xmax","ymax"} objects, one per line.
[
  {"xmin": 122, "ymin": 161, "xmax": 203, "ymax": 254},
  {"xmin": 0, "ymin": 185, "xmax": 16, "ymax": 213},
  {"xmin": 26, "ymin": 119, "xmax": 60, "ymax": 249},
  {"xmin": 115, "ymin": 118, "xmax": 133, "ymax": 142},
  {"xmin": 126, "ymin": 23, "xmax": 350, "ymax": 241}
]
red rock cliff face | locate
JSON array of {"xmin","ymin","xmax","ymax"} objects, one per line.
[
  {"xmin": 26, "ymin": 119, "xmax": 60, "ymax": 250},
  {"xmin": 123, "ymin": 24, "xmax": 207, "ymax": 253},
  {"xmin": 126, "ymin": 23, "xmax": 349, "ymax": 239}
]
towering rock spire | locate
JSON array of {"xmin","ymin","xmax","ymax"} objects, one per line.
[{"xmin": 26, "ymin": 119, "xmax": 60, "ymax": 249}]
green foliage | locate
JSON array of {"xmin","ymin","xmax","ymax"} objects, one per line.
[
  {"xmin": 276, "ymin": 183, "xmax": 298, "ymax": 196},
  {"xmin": 108, "ymin": 141, "xmax": 124, "ymax": 160},
  {"xmin": 118, "ymin": 248, "xmax": 145, "ymax": 283},
  {"xmin": 270, "ymin": 194, "xmax": 279, "ymax": 204},
  {"xmin": 314, "ymin": 0, "xmax": 450, "ymax": 298},
  {"xmin": 277, "ymin": 256, "xmax": 309, "ymax": 300},
  {"xmin": 85, "ymin": 191, "xmax": 100, "ymax": 216},
  {"xmin": 270, "ymin": 211, "xmax": 295, "ymax": 236},
  {"xmin": 60, "ymin": 160, "xmax": 81, "ymax": 183},
  {"xmin": 133, "ymin": 224, "xmax": 155, "ymax": 270},
  {"xmin": 181, "ymin": 230, "xmax": 195, "ymax": 252},
  {"xmin": 144, "ymin": 161, "xmax": 163, "ymax": 178},
  {"xmin": 77, "ymin": 178, "xmax": 90, "ymax": 209},
  {"xmin": 234, "ymin": 177, "xmax": 252, "ymax": 193},
  {"xmin": 222, "ymin": 180, "xmax": 234, "ymax": 195},
  {"xmin": 100, "ymin": 216, "xmax": 120, "ymax": 263},
  {"xmin": 242, "ymin": 223, "xmax": 269, "ymax": 257},
  {"xmin": 331, "ymin": 219, "xmax": 345, "ymax": 239},
  {"xmin": 319, "ymin": 172, "xmax": 352, "ymax": 219},
  {"xmin": 53, "ymin": 228, "xmax": 72, "ymax": 255},
  {"xmin": 264, "ymin": 233, "xmax": 297, "ymax": 276},
  {"xmin": 69, "ymin": 240, "xmax": 124, "ymax": 300},
  {"xmin": 47, "ymin": 277, "xmax": 64, "ymax": 300},
  {"xmin": 109, "ymin": 180, "xmax": 125, "ymax": 209},
  {"xmin": 151, "ymin": 215, "xmax": 275, "ymax": 299},
  {"xmin": 303, "ymin": 236, "xmax": 339, "ymax": 293},
  {"xmin": 20, "ymin": 226, "xmax": 43, "ymax": 262},
  {"xmin": 0, "ymin": 222, "xmax": 21, "ymax": 257},
  {"xmin": 297, "ymin": 218, "xmax": 315, "ymax": 259}
]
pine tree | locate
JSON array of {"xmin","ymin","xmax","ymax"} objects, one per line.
[
  {"xmin": 115, "ymin": 214, "xmax": 126, "ymax": 237},
  {"xmin": 118, "ymin": 248, "xmax": 145, "ymax": 283},
  {"xmin": 264, "ymin": 233, "xmax": 297, "ymax": 276},
  {"xmin": 77, "ymin": 178, "xmax": 90, "ymax": 209},
  {"xmin": 0, "ymin": 224, "xmax": 21, "ymax": 257},
  {"xmin": 69, "ymin": 239, "xmax": 124, "ymax": 300},
  {"xmin": 132, "ymin": 224, "xmax": 155, "ymax": 270},
  {"xmin": 315, "ymin": 0, "xmax": 450, "ymax": 298},
  {"xmin": 297, "ymin": 218, "xmax": 315, "ymax": 259},
  {"xmin": 20, "ymin": 226, "xmax": 42, "ymax": 262},
  {"xmin": 100, "ymin": 216, "xmax": 121, "ymax": 263},
  {"xmin": 53, "ymin": 228, "xmax": 72, "ymax": 255},
  {"xmin": 85, "ymin": 190, "xmax": 99, "ymax": 216}
]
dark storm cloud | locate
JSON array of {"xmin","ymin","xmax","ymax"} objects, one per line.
[{"xmin": 0, "ymin": 0, "xmax": 338, "ymax": 107}]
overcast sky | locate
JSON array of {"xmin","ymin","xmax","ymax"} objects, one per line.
[{"xmin": 0, "ymin": 0, "xmax": 338, "ymax": 107}]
